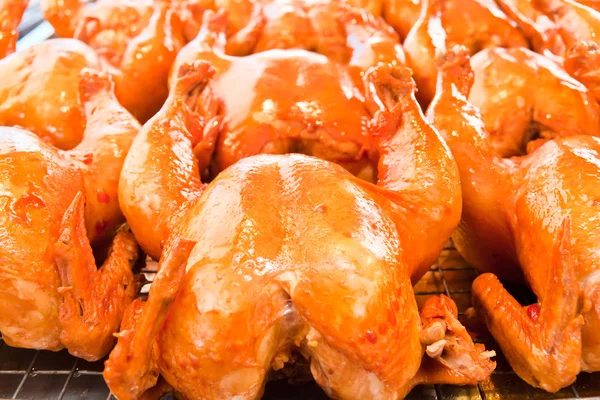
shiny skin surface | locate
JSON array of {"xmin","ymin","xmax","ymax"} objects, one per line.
[
  {"xmin": 469, "ymin": 46, "xmax": 600, "ymax": 157},
  {"xmin": 171, "ymin": 11, "xmax": 404, "ymax": 178},
  {"xmin": 564, "ymin": 41, "xmax": 600, "ymax": 102},
  {"xmin": 495, "ymin": 0, "xmax": 566, "ymax": 55},
  {"xmin": 0, "ymin": 68, "xmax": 141, "ymax": 359},
  {"xmin": 42, "ymin": 0, "xmax": 199, "ymax": 122},
  {"xmin": 216, "ymin": 0, "xmax": 403, "ymax": 61},
  {"xmin": 382, "ymin": 0, "xmax": 420, "ymax": 40},
  {"xmin": 428, "ymin": 46, "xmax": 600, "ymax": 392},
  {"xmin": 107, "ymin": 61, "xmax": 494, "ymax": 399},
  {"xmin": 403, "ymin": 0, "xmax": 527, "ymax": 107},
  {"xmin": 0, "ymin": 39, "xmax": 102, "ymax": 150},
  {"xmin": 0, "ymin": 0, "xmax": 27, "ymax": 59},
  {"xmin": 531, "ymin": 0, "xmax": 600, "ymax": 63}
]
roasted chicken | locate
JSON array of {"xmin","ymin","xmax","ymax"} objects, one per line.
[
  {"xmin": 0, "ymin": 43, "xmax": 142, "ymax": 360},
  {"xmin": 0, "ymin": 0, "xmax": 28, "ymax": 59},
  {"xmin": 105, "ymin": 60, "xmax": 494, "ymax": 399},
  {"xmin": 468, "ymin": 46, "xmax": 600, "ymax": 157},
  {"xmin": 403, "ymin": 0, "xmax": 527, "ymax": 106},
  {"xmin": 41, "ymin": 0, "xmax": 202, "ymax": 121},
  {"xmin": 428, "ymin": 45, "xmax": 600, "ymax": 392},
  {"xmin": 170, "ymin": 10, "xmax": 404, "ymax": 179}
]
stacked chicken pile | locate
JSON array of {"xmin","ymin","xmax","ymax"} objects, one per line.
[{"xmin": 0, "ymin": 0, "xmax": 599, "ymax": 398}]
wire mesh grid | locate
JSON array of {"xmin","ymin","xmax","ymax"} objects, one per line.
[{"xmin": 1, "ymin": 243, "xmax": 599, "ymax": 400}]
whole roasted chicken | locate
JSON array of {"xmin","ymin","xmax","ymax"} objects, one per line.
[
  {"xmin": 105, "ymin": 60, "xmax": 494, "ymax": 399},
  {"xmin": 0, "ymin": 0, "xmax": 28, "ymax": 59},
  {"xmin": 428, "ymin": 45, "xmax": 600, "ymax": 392},
  {"xmin": 41, "ymin": 0, "xmax": 203, "ymax": 121},
  {"xmin": 402, "ymin": 0, "xmax": 527, "ymax": 106},
  {"xmin": 0, "ymin": 41, "xmax": 141, "ymax": 360},
  {"xmin": 170, "ymin": 10, "xmax": 404, "ymax": 180}
]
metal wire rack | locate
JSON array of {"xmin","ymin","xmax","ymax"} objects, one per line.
[
  {"xmin": 2, "ymin": 244, "xmax": 599, "ymax": 400},
  {"xmin": 4, "ymin": 4, "xmax": 600, "ymax": 400}
]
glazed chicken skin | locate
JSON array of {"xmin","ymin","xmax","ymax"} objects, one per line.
[
  {"xmin": 0, "ymin": 66, "xmax": 142, "ymax": 360},
  {"xmin": 402, "ymin": 0, "xmax": 527, "ymax": 106},
  {"xmin": 0, "ymin": 39, "xmax": 107, "ymax": 150},
  {"xmin": 428, "ymin": 45, "xmax": 600, "ymax": 392},
  {"xmin": 496, "ymin": 0, "xmax": 600, "ymax": 57},
  {"xmin": 106, "ymin": 60, "xmax": 495, "ymax": 399},
  {"xmin": 41, "ymin": 0, "xmax": 203, "ymax": 122},
  {"xmin": 494, "ymin": 0, "xmax": 566, "ymax": 55},
  {"xmin": 214, "ymin": 0, "xmax": 404, "ymax": 65},
  {"xmin": 564, "ymin": 41, "xmax": 600, "ymax": 102},
  {"xmin": 534, "ymin": 0, "xmax": 600, "ymax": 50},
  {"xmin": 468, "ymin": 46, "xmax": 600, "ymax": 157},
  {"xmin": 170, "ymin": 10, "xmax": 404, "ymax": 180},
  {"xmin": 0, "ymin": 0, "xmax": 28, "ymax": 59}
]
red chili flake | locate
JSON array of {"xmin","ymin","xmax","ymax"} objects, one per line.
[
  {"xmin": 97, "ymin": 190, "xmax": 110, "ymax": 204},
  {"xmin": 83, "ymin": 153, "xmax": 93, "ymax": 165},
  {"xmin": 95, "ymin": 220, "xmax": 108, "ymax": 234},
  {"xmin": 366, "ymin": 330, "xmax": 377, "ymax": 344},
  {"xmin": 378, "ymin": 323, "xmax": 388, "ymax": 335},
  {"xmin": 527, "ymin": 304, "xmax": 541, "ymax": 322}
]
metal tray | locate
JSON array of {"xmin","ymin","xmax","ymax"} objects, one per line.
[{"xmin": 3, "ymin": 5, "xmax": 600, "ymax": 399}]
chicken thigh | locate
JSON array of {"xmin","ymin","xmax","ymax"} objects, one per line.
[
  {"xmin": 171, "ymin": 10, "xmax": 404, "ymax": 179},
  {"xmin": 106, "ymin": 60, "xmax": 494, "ymax": 399},
  {"xmin": 0, "ymin": 46, "xmax": 142, "ymax": 359},
  {"xmin": 41, "ymin": 0, "xmax": 202, "ymax": 121},
  {"xmin": 428, "ymin": 45, "xmax": 600, "ymax": 392}
]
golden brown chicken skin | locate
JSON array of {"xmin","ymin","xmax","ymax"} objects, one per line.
[
  {"xmin": 468, "ymin": 46, "xmax": 600, "ymax": 157},
  {"xmin": 41, "ymin": 0, "xmax": 202, "ymax": 122},
  {"xmin": 170, "ymin": 11, "xmax": 404, "ymax": 180},
  {"xmin": 534, "ymin": 0, "xmax": 600, "ymax": 50},
  {"xmin": 0, "ymin": 39, "xmax": 105, "ymax": 150},
  {"xmin": 217, "ymin": 0, "xmax": 403, "ymax": 61},
  {"xmin": 0, "ymin": 65, "xmax": 142, "ymax": 359},
  {"xmin": 428, "ymin": 45, "xmax": 600, "ymax": 392},
  {"xmin": 106, "ymin": 60, "xmax": 494, "ymax": 399},
  {"xmin": 0, "ymin": 0, "xmax": 28, "ymax": 59},
  {"xmin": 402, "ymin": 0, "xmax": 527, "ymax": 107},
  {"xmin": 495, "ymin": 0, "xmax": 566, "ymax": 55}
]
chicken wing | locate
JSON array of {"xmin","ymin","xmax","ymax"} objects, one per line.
[
  {"xmin": 428, "ymin": 45, "xmax": 600, "ymax": 392},
  {"xmin": 105, "ymin": 60, "xmax": 494, "ymax": 400}
]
